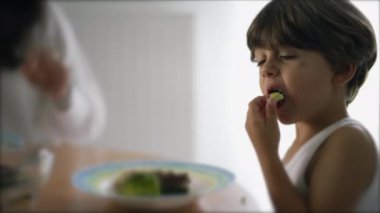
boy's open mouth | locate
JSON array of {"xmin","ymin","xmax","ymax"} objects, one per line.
[{"xmin": 269, "ymin": 89, "xmax": 286, "ymax": 107}]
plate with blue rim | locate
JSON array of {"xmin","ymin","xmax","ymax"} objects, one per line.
[{"xmin": 72, "ymin": 160, "xmax": 235, "ymax": 210}]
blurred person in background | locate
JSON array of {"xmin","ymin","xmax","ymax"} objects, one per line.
[{"xmin": 0, "ymin": 0, "xmax": 106, "ymax": 145}]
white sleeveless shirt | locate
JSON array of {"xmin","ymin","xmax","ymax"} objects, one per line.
[{"xmin": 284, "ymin": 118, "xmax": 379, "ymax": 212}]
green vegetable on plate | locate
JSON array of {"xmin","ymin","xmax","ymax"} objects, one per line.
[{"xmin": 115, "ymin": 172, "xmax": 160, "ymax": 196}]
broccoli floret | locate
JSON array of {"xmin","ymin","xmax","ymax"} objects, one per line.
[
  {"xmin": 270, "ymin": 91, "xmax": 284, "ymax": 101},
  {"xmin": 115, "ymin": 172, "xmax": 160, "ymax": 196}
]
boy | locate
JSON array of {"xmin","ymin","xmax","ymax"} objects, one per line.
[{"xmin": 245, "ymin": 0, "xmax": 379, "ymax": 211}]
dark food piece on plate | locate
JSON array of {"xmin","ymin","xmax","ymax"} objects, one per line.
[{"xmin": 154, "ymin": 171, "xmax": 190, "ymax": 194}]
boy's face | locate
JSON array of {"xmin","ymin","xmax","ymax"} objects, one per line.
[{"xmin": 253, "ymin": 47, "xmax": 338, "ymax": 124}]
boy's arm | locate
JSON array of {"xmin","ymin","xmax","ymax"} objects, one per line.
[
  {"xmin": 246, "ymin": 96, "xmax": 308, "ymax": 212},
  {"xmin": 308, "ymin": 125, "xmax": 377, "ymax": 211},
  {"xmin": 257, "ymin": 151, "xmax": 308, "ymax": 212}
]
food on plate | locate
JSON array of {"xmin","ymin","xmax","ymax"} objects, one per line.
[
  {"xmin": 114, "ymin": 170, "xmax": 190, "ymax": 196},
  {"xmin": 269, "ymin": 91, "xmax": 285, "ymax": 101},
  {"xmin": 114, "ymin": 171, "xmax": 160, "ymax": 196},
  {"xmin": 155, "ymin": 170, "xmax": 190, "ymax": 194}
]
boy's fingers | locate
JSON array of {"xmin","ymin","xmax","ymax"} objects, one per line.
[
  {"xmin": 250, "ymin": 97, "xmax": 268, "ymax": 117},
  {"xmin": 266, "ymin": 97, "xmax": 278, "ymax": 123}
]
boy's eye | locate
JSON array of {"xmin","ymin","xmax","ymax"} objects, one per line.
[
  {"xmin": 254, "ymin": 59, "xmax": 266, "ymax": 67},
  {"xmin": 279, "ymin": 55, "xmax": 297, "ymax": 60}
]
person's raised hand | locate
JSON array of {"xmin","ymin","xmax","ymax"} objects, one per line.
[{"xmin": 21, "ymin": 47, "xmax": 70, "ymax": 103}]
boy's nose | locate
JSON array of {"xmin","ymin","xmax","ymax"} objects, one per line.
[{"xmin": 261, "ymin": 63, "xmax": 279, "ymax": 78}]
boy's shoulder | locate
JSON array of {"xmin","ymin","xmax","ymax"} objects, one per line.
[
  {"xmin": 309, "ymin": 122, "xmax": 377, "ymax": 181},
  {"xmin": 306, "ymin": 122, "xmax": 378, "ymax": 207},
  {"xmin": 319, "ymin": 123, "xmax": 377, "ymax": 163},
  {"xmin": 327, "ymin": 123, "xmax": 375, "ymax": 151},
  {"xmin": 306, "ymin": 123, "xmax": 378, "ymax": 210}
]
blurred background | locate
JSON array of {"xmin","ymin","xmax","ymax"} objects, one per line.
[{"xmin": 57, "ymin": 1, "xmax": 379, "ymax": 210}]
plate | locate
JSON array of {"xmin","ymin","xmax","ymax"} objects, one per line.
[{"xmin": 72, "ymin": 160, "xmax": 235, "ymax": 210}]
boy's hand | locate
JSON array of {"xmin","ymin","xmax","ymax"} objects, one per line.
[
  {"xmin": 245, "ymin": 95, "xmax": 280, "ymax": 156},
  {"xmin": 21, "ymin": 48, "xmax": 70, "ymax": 103}
]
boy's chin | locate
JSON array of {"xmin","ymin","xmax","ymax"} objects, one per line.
[{"xmin": 278, "ymin": 116, "xmax": 295, "ymax": 125}]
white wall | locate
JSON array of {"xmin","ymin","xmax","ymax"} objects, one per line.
[
  {"xmin": 58, "ymin": 2, "xmax": 195, "ymax": 160},
  {"xmin": 58, "ymin": 1, "xmax": 379, "ymax": 211}
]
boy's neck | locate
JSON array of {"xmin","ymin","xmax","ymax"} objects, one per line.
[{"xmin": 293, "ymin": 104, "xmax": 349, "ymax": 146}]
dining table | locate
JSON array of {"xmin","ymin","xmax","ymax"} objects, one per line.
[{"xmin": 4, "ymin": 142, "xmax": 259, "ymax": 212}]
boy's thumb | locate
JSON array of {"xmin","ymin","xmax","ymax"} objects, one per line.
[{"xmin": 266, "ymin": 98, "xmax": 278, "ymax": 121}]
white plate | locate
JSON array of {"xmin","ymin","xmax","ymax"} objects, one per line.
[{"xmin": 72, "ymin": 160, "xmax": 234, "ymax": 210}]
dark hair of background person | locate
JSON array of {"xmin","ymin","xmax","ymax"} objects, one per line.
[{"xmin": 0, "ymin": 0, "xmax": 45, "ymax": 71}]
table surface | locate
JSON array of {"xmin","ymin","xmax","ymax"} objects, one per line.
[{"xmin": 5, "ymin": 143, "xmax": 259, "ymax": 212}]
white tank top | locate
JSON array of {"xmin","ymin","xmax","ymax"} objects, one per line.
[{"xmin": 284, "ymin": 118, "xmax": 379, "ymax": 212}]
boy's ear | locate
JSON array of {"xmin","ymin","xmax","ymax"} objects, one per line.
[{"xmin": 332, "ymin": 64, "xmax": 357, "ymax": 86}]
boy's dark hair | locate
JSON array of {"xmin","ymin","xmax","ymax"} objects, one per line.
[
  {"xmin": 247, "ymin": 0, "xmax": 377, "ymax": 105},
  {"xmin": 0, "ymin": 0, "xmax": 44, "ymax": 71}
]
